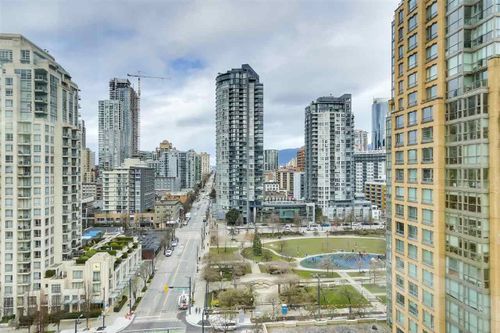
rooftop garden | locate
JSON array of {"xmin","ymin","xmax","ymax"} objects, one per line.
[{"xmin": 75, "ymin": 236, "xmax": 138, "ymax": 265}]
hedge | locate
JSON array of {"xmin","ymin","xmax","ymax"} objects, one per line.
[
  {"xmin": 45, "ymin": 269, "xmax": 56, "ymax": 278},
  {"xmin": 131, "ymin": 297, "xmax": 142, "ymax": 311},
  {"xmin": 113, "ymin": 295, "xmax": 128, "ymax": 312}
]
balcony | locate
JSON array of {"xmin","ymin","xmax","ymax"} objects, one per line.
[{"xmin": 34, "ymin": 75, "xmax": 48, "ymax": 82}]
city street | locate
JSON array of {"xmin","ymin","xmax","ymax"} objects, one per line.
[{"xmin": 123, "ymin": 183, "xmax": 211, "ymax": 333}]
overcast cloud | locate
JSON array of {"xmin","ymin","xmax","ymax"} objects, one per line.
[{"xmin": 0, "ymin": 0, "xmax": 398, "ymax": 160}]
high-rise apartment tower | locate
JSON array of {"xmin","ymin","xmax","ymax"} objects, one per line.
[
  {"xmin": 215, "ymin": 64, "xmax": 264, "ymax": 221},
  {"xmin": 388, "ymin": 1, "xmax": 500, "ymax": 332}
]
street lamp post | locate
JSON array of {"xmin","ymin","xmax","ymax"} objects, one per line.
[
  {"xmin": 74, "ymin": 314, "xmax": 83, "ymax": 333},
  {"xmin": 128, "ymin": 278, "xmax": 132, "ymax": 315},
  {"xmin": 315, "ymin": 274, "xmax": 321, "ymax": 319}
]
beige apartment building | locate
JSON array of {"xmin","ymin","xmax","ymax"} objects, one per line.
[
  {"xmin": 0, "ymin": 34, "xmax": 82, "ymax": 317},
  {"xmin": 389, "ymin": 1, "xmax": 500, "ymax": 333}
]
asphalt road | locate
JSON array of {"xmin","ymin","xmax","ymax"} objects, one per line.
[{"xmin": 123, "ymin": 181, "xmax": 211, "ymax": 333}]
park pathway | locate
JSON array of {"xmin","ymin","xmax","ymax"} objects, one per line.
[{"xmin": 338, "ymin": 271, "xmax": 386, "ymax": 313}]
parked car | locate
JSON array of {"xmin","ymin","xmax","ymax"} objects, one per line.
[
  {"xmin": 171, "ymin": 239, "xmax": 178, "ymax": 247},
  {"xmin": 307, "ymin": 223, "xmax": 320, "ymax": 231},
  {"xmin": 283, "ymin": 224, "xmax": 292, "ymax": 232},
  {"xmin": 165, "ymin": 249, "xmax": 173, "ymax": 257},
  {"xmin": 321, "ymin": 223, "xmax": 331, "ymax": 228}
]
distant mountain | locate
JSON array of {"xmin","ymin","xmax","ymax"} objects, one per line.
[{"xmin": 278, "ymin": 148, "xmax": 299, "ymax": 166}]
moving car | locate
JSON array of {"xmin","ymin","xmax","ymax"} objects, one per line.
[{"xmin": 283, "ymin": 224, "xmax": 292, "ymax": 232}]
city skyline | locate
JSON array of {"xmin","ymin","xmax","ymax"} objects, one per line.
[{"xmin": 0, "ymin": 0, "xmax": 397, "ymax": 159}]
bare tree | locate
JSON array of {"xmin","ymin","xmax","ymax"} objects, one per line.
[
  {"xmin": 82, "ymin": 282, "xmax": 93, "ymax": 329},
  {"xmin": 137, "ymin": 261, "xmax": 152, "ymax": 290},
  {"xmin": 319, "ymin": 257, "xmax": 335, "ymax": 275}
]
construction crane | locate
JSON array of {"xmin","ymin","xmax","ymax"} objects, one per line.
[{"xmin": 127, "ymin": 71, "xmax": 169, "ymax": 97}]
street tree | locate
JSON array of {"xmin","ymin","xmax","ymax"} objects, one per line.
[
  {"xmin": 315, "ymin": 207, "xmax": 323, "ymax": 223},
  {"xmin": 319, "ymin": 257, "xmax": 335, "ymax": 274},
  {"xmin": 252, "ymin": 233, "xmax": 262, "ymax": 256},
  {"xmin": 225, "ymin": 208, "xmax": 240, "ymax": 226}
]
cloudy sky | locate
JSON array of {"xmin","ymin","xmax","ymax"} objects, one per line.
[{"xmin": 1, "ymin": 0, "xmax": 397, "ymax": 160}]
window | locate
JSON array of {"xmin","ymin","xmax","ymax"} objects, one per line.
[
  {"xmin": 408, "ymin": 263, "xmax": 417, "ymax": 278},
  {"xmin": 396, "ymin": 256, "xmax": 405, "ymax": 271},
  {"xmin": 423, "ymin": 229, "xmax": 434, "ymax": 245},
  {"xmin": 398, "ymin": 45, "xmax": 404, "ymax": 60},
  {"xmin": 426, "ymin": 64, "xmax": 437, "ymax": 81},
  {"xmin": 396, "ymin": 151, "xmax": 404, "ymax": 164},
  {"xmin": 408, "ymin": 34, "xmax": 417, "ymax": 51},
  {"xmin": 398, "ymin": 26, "xmax": 404, "ymax": 41},
  {"xmin": 427, "ymin": 23, "xmax": 438, "ymax": 40},
  {"xmin": 72, "ymin": 270, "xmax": 83, "ymax": 279},
  {"xmin": 408, "ymin": 188, "xmax": 417, "ymax": 202},
  {"xmin": 396, "ymin": 186, "xmax": 405, "ymax": 200},
  {"xmin": 422, "ymin": 168, "xmax": 433, "ymax": 183},
  {"xmin": 408, "ymin": 244, "xmax": 417, "ymax": 259},
  {"xmin": 396, "ymin": 292, "xmax": 405, "ymax": 306},
  {"xmin": 396, "ymin": 274, "xmax": 405, "ymax": 288},
  {"xmin": 396, "ymin": 310, "xmax": 405, "ymax": 326},
  {"xmin": 426, "ymin": 2, "xmax": 437, "ymax": 21},
  {"xmin": 422, "ymin": 106, "xmax": 433, "ymax": 122},
  {"xmin": 408, "ymin": 0, "xmax": 417, "ymax": 12},
  {"xmin": 5, "ymin": 77, "xmax": 13, "ymax": 86},
  {"xmin": 0, "ymin": 49, "xmax": 13, "ymax": 63},
  {"xmin": 396, "ymin": 239, "xmax": 405, "ymax": 254},
  {"xmin": 422, "ymin": 209, "xmax": 433, "ymax": 225},
  {"xmin": 396, "ymin": 133, "xmax": 404, "ymax": 147},
  {"xmin": 423, "ymin": 289, "xmax": 434, "ymax": 308},
  {"xmin": 408, "ymin": 149, "xmax": 417, "ymax": 163},
  {"xmin": 20, "ymin": 50, "xmax": 30, "ymax": 63},
  {"xmin": 396, "ymin": 169, "xmax": 404, "ymax": 182},
  {"xmin": 422, "ymin": 147, "xmax": 433, "ymax": 163},
  {"xmin": 398, "ymin": 62, "xmax": 404, "ymax": 77},
  {"xmin": 408, "ymin": 225, "xmax": 418, "ymax": 240},
  {"xmin": 426, "ymin": 44, "xmax": 438, "ymax": 61},
  {"xmin": 399, "ymin": 10, "xmax": 404, "ymax": 24},
  {"xmin": 398, "ymin": 80, "xmax": 404, "ymax": 94},
  {"xmin": 396, "ymin": 222, "xmax": 405, "ymax": 235},
  {"xmin": 408, "ymin": 92, "xmax": 417, "ymax": 106},
  {"xmin": 396, "ymin": 204, "xmax": 405, "ymax": 217},
  {"xmin": 408, "ymin": 169, "xmax": 417, "ymax": 183},
  {"xmin": 51, "ymin": 284, "xmax": 61, "ymax": 293},
  {"xmin": 408, "ymin": 130, "xmax": 417, "ymax": 145},
  {"xmin": 408, "ymin": 111, "xmax": 417, "ymax": 126},
  {"xmin": 408, "ymin": 206, "xmax": 417, "ymax": 220},
  {"xmin": 423, "ymin": 310, "xmax": 434, "ymax": 329},
  {"xmin": 409, "ymin": 281, "xmax": 418, "ymax": 297},
  {"xmin": 408, "ymin": 54, "xmax": 417, "ymax": 69},
  {"xmin": 422, "ymin": 249, "xmax": 434, "ymax": 266},
  {"xmin": 408, "ymin": 15, "xmax": 417, "ymax": 32},
  {"xmin": 422, "ymin": 188, "xmax": 433, "ymax": 203},
  {"xmin": 422, "ymin": 127, "xmax": 433, "ymax": 143},
  {"xmin": 422, "ymin": 269, "xmax": 434, "ymax": 288},
  {"xmin": 396, "ymin": 115, "xmax": 404, "ymax": 129},
  {"xmin": 426, "ymin": 85, "xmax": 437, "ymax": 100},
  {"xmin": 408, "ymin": 72, "xmax": 417, "ymax": 88},
  {"xmin": 92, "ymin": 271, "xmax": 100, "ymax": 282}
]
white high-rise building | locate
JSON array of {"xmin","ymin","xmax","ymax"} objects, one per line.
[
  {"xmin": 0, "ymin": 34, "xmax": 82, "ymax": 316},
  {"xmin": 215, "ymin": 64, "xmax": 264, "ymax": 221},
  {"xmin": 354, "ymin": 129, "xmax": 368, "ymax": 152},
  {"xmin": 200, "ymin": 152, "xmax": 210, "ymax": 176},
  {"xmin": 102, "ymin": 159, "xmax": 155, "ymax": 213},
  {"xmin": 264, "ymin": 149, "xmax": 279, "ymax": 171},
  {"xmin": 98, "ymin": 100, "xmax": 122, "ymax": 170},
  {"xmin": 305, "ymin": 94, "xmax": 354, "ymax": 212}
]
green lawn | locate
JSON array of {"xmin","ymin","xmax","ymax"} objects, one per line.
[
  {"xmin": 347, "ymin": 271, "xmax": 367, "ymax": 277},
  {"xmin": 267, "ymin": 237, "xmax": 385, "ymax": 257},
  {"xmin": 241, "ymin": 247, "xmax": 287, "ymax": 262},
  {"xmin": 208, "ymin": 247, "xmax": 241, "ymax": 261},
  {"xmin": 363, "ymin": 284, "xmax": 387, "ymax": 294},
  {"xmin": 293, "ymin": 269, "xmax": 340, "ymax": 279},
  {"xmin": 319, "ymin": 285, "xmax": 369, "ymax": 307}
]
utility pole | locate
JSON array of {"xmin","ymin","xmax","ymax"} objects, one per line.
[
  {"xmin": 188, "ymin": 276, "xmax": 192, "ymax": 315},
  {"xmin": 202, "ymin": 281, "xmax": 209, "ymax": 333},
  {"xmin": 316, "ymin": 274, "xmax": 321, "ymax": 318},
  {"xmin": 129, "ymin": 278, "xmax": 132, "ymax": 314}
]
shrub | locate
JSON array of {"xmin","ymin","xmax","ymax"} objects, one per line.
[
  {"xmin": 131, "ymin": 297, "xmax": 142, "ymax": 311},
  {"xmin": 113, "ymin": 295, "xmax": 128, "ymax": 312},
  {"xmin": 45, "ymin": 269, "xmax": 56, "ymax": 278},
  {"xmin": 76, "ymin": 256, "xmax": 89, "ymax": 264},
  {"xmin": 141, "ymin": 286, "xmax": 147, "ymax": 292}
]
